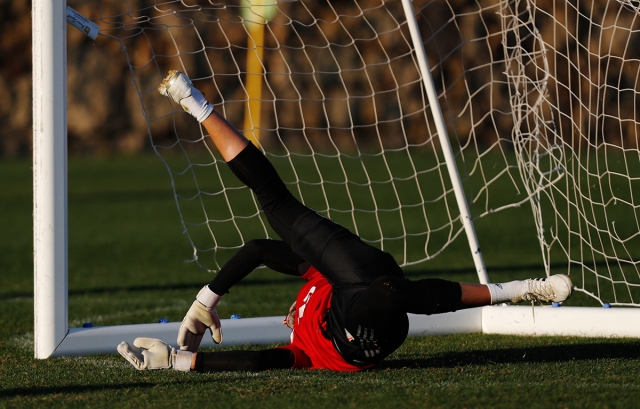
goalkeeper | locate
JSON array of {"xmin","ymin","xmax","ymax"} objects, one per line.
[{"xmin": 118, "ymin": 71, "xmax": 573, "ymax": 373}]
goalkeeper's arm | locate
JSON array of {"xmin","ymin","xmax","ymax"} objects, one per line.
[
  {"xmin": 119, "ymin": 338, "xmax": 295, "ymax": 371},
  {"xmin": 179, "ymin": 239, "xmax": 309, "ymax": 351},
  {"xmin": 194, "ymin": 348, "xmax": 295, "ymax": 372},
  {"xmin": 208, "ymin": 239, "xmax": 309, "ymax": 296}
]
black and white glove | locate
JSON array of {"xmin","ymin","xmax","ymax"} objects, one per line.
[
  {"xmin": 177, "ymin": 285, "xmax": 223, "ymax": 351},
  {"xmin": 117, "ymin": 337, "xmax": 193, "ymax": 371}
]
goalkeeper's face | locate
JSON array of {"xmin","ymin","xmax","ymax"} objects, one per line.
[{"xmin": 282, "ymin": 301, "xmax": 296, "ymax": 330}]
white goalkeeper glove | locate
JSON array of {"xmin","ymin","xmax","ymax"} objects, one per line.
[
  {"xmin": 157, "ymin": 70, "xmax": 214, "ymax": 123},
  {"xmin": 177, "ymin": 285, "xmax": 223, "ymax": 351},
  {"xmin": 117, "ymin": 337, "xmax": 193, "ymax": 371}
]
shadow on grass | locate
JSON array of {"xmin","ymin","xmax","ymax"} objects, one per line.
[
  {"xmin": 380, "ymin": 341, "xmax": 640, "ymax": 370},
  {"xmin": 0, "ymin": 382, "xmax": 158, "ymax": 398},
  {"xmin": 0, "ymin": 376, "xmax": 248, "ymax": 399}
]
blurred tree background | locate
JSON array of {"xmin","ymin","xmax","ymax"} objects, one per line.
[{"xmin": 3, "ymin": 0, "xmax": 640, "ymax": 157}]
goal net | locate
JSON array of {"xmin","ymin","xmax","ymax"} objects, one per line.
[{"xmin": 89, "ymin": 0, "xmax": 640, "ymax": 308}]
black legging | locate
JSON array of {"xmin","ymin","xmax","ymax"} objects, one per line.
[
  {"xmin": 212, "ymin": 143, "xmax": 462, "ymax": 366},
  {"xmin": 225, "ymin": 143, "xmax": 402, "ymax": 286}
]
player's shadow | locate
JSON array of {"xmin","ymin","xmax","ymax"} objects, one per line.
[
  {"xmin": 0, "ymin": 382, "xmax": 158, "ymax": 399},
  {"xmin": 0, "ymin": 377, "xmax": 248, "ymax": 399},
  {"xmin": 379, "ymin": 341, "xmax": 640, "ymax": 370}
]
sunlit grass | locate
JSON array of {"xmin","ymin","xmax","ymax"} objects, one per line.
[{"xmin": 1, "ymin": 154, "xmax": 639, "ymax": 408}]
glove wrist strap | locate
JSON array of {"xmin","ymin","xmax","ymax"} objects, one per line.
[
  {"xmin": 172, "ymin": 349, "xmax": 193, "ymax": 372},
  {"xmin": 196, "ymin": 285, "xmax": 222, "ymax": 308}
]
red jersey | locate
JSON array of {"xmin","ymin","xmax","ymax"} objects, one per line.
[{"xmin": 278, "ymin": 266, "xmax": 369, "ymax": 372}]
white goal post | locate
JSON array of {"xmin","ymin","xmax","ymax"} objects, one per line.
[
  {"xmin": 33, "ymin": 0, "xmax": 68, "ymax": 360},
  {"xmin": 34, "ymin": 0, "xmax": 640, "ymax": 358}
]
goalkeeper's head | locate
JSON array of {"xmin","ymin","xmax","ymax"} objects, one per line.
[{"xmin": 282, "ymin": 301, "xmax": 296, "ymax": 330}]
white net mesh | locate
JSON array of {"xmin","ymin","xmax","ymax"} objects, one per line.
[
  {"xmin": 95, "ymin": 0, "xmax": 469, "ymax": 271},
  {"xmin": 89, "ymin": 0, "xmax": 640, "ymax": 307},
  {"xmin": 499, "ymin": 0, "xmax": 640, "ymax": 306}
]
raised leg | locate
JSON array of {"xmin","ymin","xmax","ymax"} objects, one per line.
[{"xmin": 200, "ymin": 111, "xmax": 250, "ymax": 162}]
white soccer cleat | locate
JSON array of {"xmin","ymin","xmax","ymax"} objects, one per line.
[
  {"xmin": 513, "ymin": 274, "xmax": 573, "ymax": 303},
  {"xmin": 158, "ymin": 70, "xmax": 213, "ymax": 122},
  {"xmin": 158, "ymin": 70, "xmax": 194, "ymax": 104}
]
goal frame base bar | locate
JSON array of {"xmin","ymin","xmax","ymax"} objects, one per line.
[{"xmin": 49, "ymin": 306, "xmax": 640, "ymax": 357}]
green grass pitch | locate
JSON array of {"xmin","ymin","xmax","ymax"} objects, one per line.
[{"xmin": 1, "ymin": 154, "xmax": 639, "ymax": 408}]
